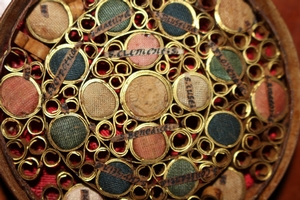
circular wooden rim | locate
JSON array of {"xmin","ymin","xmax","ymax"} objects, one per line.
[{"xmin": 0, "ymin": 0, "xmax": 299, "ymax": 199}]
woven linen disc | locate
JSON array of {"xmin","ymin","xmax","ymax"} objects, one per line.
[
  {"xmin": 48, "ymin": 46, "xmax": 87, "ymax": 81},
  {"xmin": 165, "ymin": 158, "xmax": 198, "ymax": 198},
  {"xmin": 211, "ymin": 168, "xmax": 246, "ymax": 200},
  {"xmin": 174, "ymin": 73, "xmax": 211, "ymax": 111},
  {"xmin": 97, "ymin": 0, "xmax": 131, "ymax": 33},
  {"xmin": 63, "ymin": 184, "xmax": 103, "ymax": 200},
  {"xmin": 126, "ymin": 33, "xmax": 161, "ymax": 68},
  {"xmin": 26, "ymin": 1, "xmax": 71, "ymax": 43},
  {"xmin": 123, "ymin": 73, "xmax": 171, "ymax": 121},
  {"xmin": 49, "ymin": 115, "xmax": 88, "ymax": 151},
  {"xmin": 251, "ymin": 78, "xmax": 288, "ymax": 122},
  {"xmin": 0, "ymin": 75, "xmax": 40, "ymax": 118},
  {"xmin": 206, "ymin": 112, "xmax": 242, "ymax": 147},
  {"xmin": 208, "ymin": 49, "xmax": 244, "ymax": 82},
  {"xmin": 81, "ymin": 81, "xmax": 118, "ymax": 120},
  {"xmin": 97, "ymin": 161, "xmax": 132, "ymax": 196},
  {"xmin": 216, "ymin": 0, "xmax": 255, "ymax": 33},
  {"xmin": 161, "ymin": 2, "xmax": 194, "ymax": 37},
  {"xmin": 131, "ymin": 125, "xmax": 168, "ymax": 162}
]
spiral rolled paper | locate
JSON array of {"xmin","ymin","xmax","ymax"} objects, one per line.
[{"xmin": 0, "ymin": 0, "xmax": 299, "ymax": 199}]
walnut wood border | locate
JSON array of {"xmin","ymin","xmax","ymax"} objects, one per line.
[{"xmin": 0, "ymin": 0, "xmax": 299, "ymax": 199}]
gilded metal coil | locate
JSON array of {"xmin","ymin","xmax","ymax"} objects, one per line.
[
  {"xmin": 4, "ymin": 47, "xmax": 28, "ymax": 73},
  {"xmin": 149, "ymin": 185, "xmax": 167, "ymax": 200},
  {"xmin": 57, "ymin": 171, "xmax": 74, "ymax": 190},
  {"xmin": 197, "ymin": 136, "xmax": 215, "ymax": 155},
  {"xmin": 1, "ymin": 117, "xmax": 23, "ymax": 139},
  {"xmin": 79, "ymin": 161, "xmax": 96, "ymax": 181},
  {"xmin": 28, "ymin": 136, "xmax": 47, "ymax": 155},
  {"xmin": 242, "ymin": 134, "xmax": 262, "ymax": 152},
  {"xmin": 250, "ymin": 162, "xmax": 272, "ymax": 181},
  {"xmin": 6, "ymin": 139, "xmax": 28, "ymax": 163},
  {"xmin": 66, "ymin": 150, "xmax": 84, "ymax": 168},
  {"xmin": 130, "ymin": 185, "xmax": 149, "ymax": 200},
  {"xmin": 136, "ymin": 165, "xmax": 152, "ymax": 181},
  {"xmin": 251, "ymin": 22, "xmax": 270, "ymax": 41},
  {"xmin": 169, "ymin": 128, "xmax": 193, "ymax": 152},
  {"xmin": 212, "ymin": 148, "xmax": 231, "ymax": 167},
  {"xmin": 18, "ymin": 157, "xmax": 41, "ymax": 181},
  {"xmin": 151, "ymin": 162, "xmax": 167, "ymax": 177},
  {"xmin": 244, "ymin": 116, "xmax": 264, "ymax": 134},
  {"xmin": 233, "ymin": 150, "xmax": 253, "ymax": 169},
  {"xmin": 94, "ymin": 147, "xmax": 111, "ymax": 163},
  {"xmin": 188, "ymin": 148, "xmax": 204, "ymax": 163},
  {"xmin": 257, "ymin": 143, "xmax": 280, "ymax": 163},
  {"xmin": 65, "ymin": 27, "xmax": 84, "ymax": 44},
  {"xmin": 42, "ymin": 148, "xmax": 62, "ymax": 168},
  {"xmin": 230, "ymin": 33, "xmax": 250, "ymax": 50},
  {"xmin": 246, "ymin": 63, "xmax": 265, "ymax": 81},
  {"xmin": 41, "ymin": 185, "xmax": 63, "ymax": 200}
]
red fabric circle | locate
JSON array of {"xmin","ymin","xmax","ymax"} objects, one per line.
[{"xmin": 0, "ymin": 76, "xmax": 39, "ymax": 117}]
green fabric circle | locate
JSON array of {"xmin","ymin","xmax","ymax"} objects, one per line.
[
  {"xmin": 207, "ymin": 113, "xmax": 241, "ymax": 146},
  {"xmin": 50, "ymin": 116, "xmax": 88, "ymax": 150},
  {"xmin": 210, "ymin": 49, "xmax": 243, "ymax": 81},
  {"xmin": 49, "ymin": 48, "xmax": 86, "ymax": 81},
  {"xmin": 97, "ymin": 0, "xmax": 131, "ymax": 32},
  {"xmin": 162, "ymin": 3, "xmax": 193, "ymax": 36},
  {"xmin": 166, "ymin": 159, "xmax": 197, "ymax": 197},
  {"xmin": 98, "ymin": 162, "xmax": 132, "ymax": 194}
]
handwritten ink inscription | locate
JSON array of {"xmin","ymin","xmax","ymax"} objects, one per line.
[
  {"xmin": 159, "ymin": 167, "xmax": 217, "ymax": 187},
  {"xmin": 265, "ymin": 76, "xmax": 275, "ymax": 122},
  {"xmin": 90, "ymin": 9, "xmax": 134, "ymax": 38},
  {"xmin": 46, "ymin": 42, "xmax": 82, "ymax": 99},
  {"xmin": 111, "ymin": 123, "xmax": 178, "ymax": 142},
  {"xmin": 95, "ymin": 162, "xmax": 147, "ymax": 187},
  {"xmin": 184, "ymin": 73, "xmax": 197, "ymax": 111},
  {"xmin": 23, "ymin": 64, "xmax": 31, "ymax": 81},
  {"xmin": 81, "ymin": 189, "xmax": 89, "ymax": 200},
  {"xmin": 40, "ymin": 4, "xmax": 49, "ymax": 18},
  {"xmin": 208, "ymin": 41, "xmax": 248, "ymax": 96},
  {"xmin": 152, "ymin": 11, "xmax": 199, "ymax": 34},
  {"xmin": 105, "ymin": 47, "xmax": 183, "ymax": 58}
]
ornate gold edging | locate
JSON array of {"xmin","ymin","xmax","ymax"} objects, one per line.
[{"xmin": 0, "ymin": 0, "xmax": 298, "ymax": 200}]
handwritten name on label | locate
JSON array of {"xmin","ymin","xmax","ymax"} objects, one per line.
[
  {"xmin": 23, "ymin": 64, "xmax": 31, "ymax": 81},
  {"xmin": 81, "ymin": 189, "xmax": 89, "ymax": 200},
  {"xmin": 90, "ymin": 9, "xmax": 134, "ymax": 39},
  {"xmin": 152, "ymin": 11, "xmax": 199, "ymax": 34},
  {"xmin": 208, "ymin": 41, "xmax": 248, "ymax": 96},
  {"xmin": 46, "ymin": 42, "xmax": 82, "ymax": 99},
  {"xmin": 95, "ymin": 162, "xmax": 147, "ymax": 187},
  {"xmin": 265, "ymin": 76, "xmax": 275, "ymax": 123},
  {"xmin": 40, "ymin": 4, "xmax": 49, "ymax": 18},
  {"xmin": 159, "ymin": 167, "xmax": 217, "ymax": 187},
  {"xmin": 111, "ymin": 124, "xmax": 179, "ymax": 142},
  {"xmin": 105, "ymin": 47, "xmax": 184, "ymax": 58},
  {"xmin": 184, "ymin": 73, "xmax": 197, "ymax": 111}
]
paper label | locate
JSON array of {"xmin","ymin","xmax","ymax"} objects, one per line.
[
  {"xmin": 46, "ymin": 42, "xmax": 82, "ymax": 99},
  {"xmin": 105, "ymin": 47, "xmax": 184, "ymax": 58},
  {"xmin": 111, "ymin": 124, "xmax": 178, "ymax": 142},
  {"xmin": 90, "ymin": 9, "xmax": 134, "ymax": 38},
  {"xmin": 208, "ymin": 41, "xmax": 248, "ymax": 96}
]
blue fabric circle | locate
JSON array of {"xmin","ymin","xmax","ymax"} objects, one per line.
[
  {"xmin": 162, "ymin": 3, "xmax": 193, "ymax": 36},
  {"xmin": 97, "ymin": 0, "xmax": 131, "ymax": 32},
  {"xmin": 49, "ymin": 47, "xmax": 86, "ymax": 81},
  {"xmin": 98, "ymin": 162, "xmax": 132, "ymax": 195},
  {"xmin": 207, "ymin": 113, "xmax": 241, "ymax": 146}
]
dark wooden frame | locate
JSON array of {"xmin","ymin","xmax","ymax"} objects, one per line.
[{"xmin": 0, "ymin": 0, "xmax": 299, "ymax": 199}]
